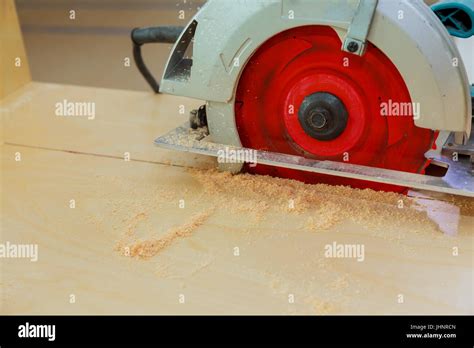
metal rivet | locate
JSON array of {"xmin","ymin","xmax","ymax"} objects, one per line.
[{"xmin": 347, "ymin": 41, "xmax": 359, "ymax": 53}]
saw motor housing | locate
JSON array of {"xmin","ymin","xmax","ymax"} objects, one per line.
[
  {"xmin": 160, "ymin": 0, "xmax": 472, "ymax": 167},
  {"xmin": 146, "ymin": 0, "xmax": 474, "ymax": 197}
]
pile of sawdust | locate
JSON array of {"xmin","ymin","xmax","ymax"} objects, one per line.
[
  {"xmin": 187, "ymin": 168, "xmax": 438, "ymax": 234},
  {"xmin": 189, "ymin": 168, "xmax": 411, "ymax": 205},
  {"xmin": 98, "ymin": 165, "xmax": 474, "ymax": 316},
  {"xmin": 110, "ymin": 167, "xmax": 470, "ymax": 262},
  {"xmin": 116, "ymin": 210, "xmax": 212, "ymax": 260}
]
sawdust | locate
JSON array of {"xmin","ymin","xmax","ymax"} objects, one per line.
[
  {"xmin": 189, "ymin": 165, "xmax": 471, "ymax": 218},
  {"xmin": 106, "ymin": 166, "xmax": 471, "ymax": 266},
  {"xmin": 308, "ymin": 298, "xmax": 337, "ymax": 314},
  {"xmin": 329, "ymin": 274, "xmax": 350, "ymax": 291},
  {"xmin": 155, "ymin": 263, "xmax": 172, "ymax": 278},
  {"xmin": 116, "ymin": 210, "xmax": 213, "ymax": 260},
  {"xmin": 305, "ymin": 201, "xmax": 342, "ymax": 231},
  {"xmin": 189, "ymin": 168, "xmax": 411, "ymax": 207},
  {"xmin": 161, "ymin": 125, "xmax": 211, "ymax": 148},
  {"xmin": 96, "ymin": 165, "xmax": 474, "ymax": 314},
  {"xmin": 187, "ymin": 168, "xmax": 444, "ymax": 237},
  {"xmin": 125, "ymin": 212, "xmax": 147, "ymax": 236}
]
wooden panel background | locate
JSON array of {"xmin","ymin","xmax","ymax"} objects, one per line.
[{"xmin": 0, "ymin": 0, "xmax": 31, "ymax": 100}]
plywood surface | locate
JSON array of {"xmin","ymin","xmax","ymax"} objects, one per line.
[
  {"xmin": 1, "ymin": 83, "xmax": 473, "ymax": 314},
  {"xmin": 1, "ymin": 82, "xmax": 212, "ymax": 167}
]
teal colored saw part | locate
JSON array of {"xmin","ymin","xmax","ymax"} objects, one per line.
[
  {"xmin": 471, "ymin": 85, "xmax": 473, "ymax": 115},
  {"xmin": 432, "ymin": 0, "xmax": 474, "ymax": 38}
]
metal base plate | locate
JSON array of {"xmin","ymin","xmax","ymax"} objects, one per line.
[{"xmin": 155, "ymin": 123, "xmax": 474, "ymax": 198}]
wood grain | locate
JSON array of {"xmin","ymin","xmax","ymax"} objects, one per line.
[
  {"xmin": 1, "ymin": 82, "xmax": 213, "ymax": 168},
  {"xmin": 1, "ymin": 83, "xmax": 473, "ymax": 314}
]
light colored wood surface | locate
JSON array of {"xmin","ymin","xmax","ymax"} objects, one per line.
[
  {"xmin": 1, "ymin": 82, "xmax": 212, "ymax": 167},
  {"xmin": 1, "ymin": 83, "xmax": 473, "ymax": 314},
  {"xmin": 0, "ymin": 0, "xmax": 31, "ymax": 100}
]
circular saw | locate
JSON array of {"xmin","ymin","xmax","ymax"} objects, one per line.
[{"xmin": 133, "ymin": 0, "xmax": 474, "ymax": 197}]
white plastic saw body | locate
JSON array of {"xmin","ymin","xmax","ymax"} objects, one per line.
[{"xmin": 153, "ymin": 0, "xmax": 474, "ymax": 197}]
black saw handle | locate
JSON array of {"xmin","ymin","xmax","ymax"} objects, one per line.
[{"xmin": 131, "ymin": 26, "xmax": 184, "ymax": 93}]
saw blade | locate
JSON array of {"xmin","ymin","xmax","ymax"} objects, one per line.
[{"xmin": 233, "ymin": 25, "xmax": 436, "ymax": 192}]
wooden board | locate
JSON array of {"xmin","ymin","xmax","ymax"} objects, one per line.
[
  {"xmin": 1, "ymin": 82, "xmax": 213, "ymax": 168},
  {"xmin": 1, "ymin": 83, "xmax": 473, "ymax": 314}
]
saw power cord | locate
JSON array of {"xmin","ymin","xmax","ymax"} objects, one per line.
[{"xmin": 131, "ymin": 26, "xmax": 184, "ymax": 93}]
